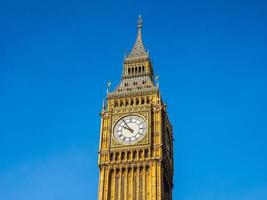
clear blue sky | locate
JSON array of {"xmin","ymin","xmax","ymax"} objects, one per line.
[{"xmin": 0, "ymin": 0, "xmax": 267, "ymax": 199}]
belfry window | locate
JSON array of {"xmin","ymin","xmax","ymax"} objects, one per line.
[
  {"xmin": 125, "ymin": 100, "xmax": 129, "ymax": 106},
  {"xmin": 131, "ymin": 99, "xmax": 134, "ymax": 106},
  {"xmin": 141, "ymin": 98, "xmax": 145, "ymax": 104}
]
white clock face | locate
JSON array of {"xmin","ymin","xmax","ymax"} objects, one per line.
[{"xmin": 113, "ymin": 115, "xmax": 148, "ymax": 145}]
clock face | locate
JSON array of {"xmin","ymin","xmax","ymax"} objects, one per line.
[{"xmin": 113, "ymin": 115, "xmax": 148, "ymax": 145}]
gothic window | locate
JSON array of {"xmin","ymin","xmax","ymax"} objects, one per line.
[
  {"xmin": 110, "ymin": 153, "xmax": 114, "ymax": 161},
  {"xmin": 115, "ymin": 152, "xmax": 120, "ymax": 161},
  {"xmin": 131, "ymin": 99, "xmax": 134, "ymax": 106},
  {"xmin": 114, "ymin": 101, "xmax": 119, "ymax": 107},
  {"xmin": 141, "ymin": 97, "xmax": 145, "ymax": 105},
  {"xmin": 127, "ymin": 151, "xmax": 131, "ymax": 160},
  {"xmin": 133, "ymin": 151, "xmax": 137, "ymax": 160},
  {"xmin": 139, "ymin": 150, "xmax": 143, "ymax": 159},
  {"xmin": 125, "ymin": 100, "xmax": 129, "ymax": 106},
  {"xmin": 145, "ymin": 149, "xmax": 149, "ymax": 158},
  {"xmin": 121, "ymin": 152, "xmax": 125, "ymax": 160}
]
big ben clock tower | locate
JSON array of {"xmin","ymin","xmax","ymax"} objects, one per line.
[{"xmin": 98, "ymin": 16, "xmax": 174, "ymax": 200}]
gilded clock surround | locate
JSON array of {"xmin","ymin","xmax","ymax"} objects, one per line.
[
  {"xmin": 112, "ymin": 113, "xmax": 149, "ymax": 147},
  {"xmin": 98, "ymin": 16, "xmax": 174, "ymax": 200}
]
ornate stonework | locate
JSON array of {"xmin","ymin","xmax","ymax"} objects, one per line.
[{"xmin": 98, "ymin": 16, "xmax": 174, "ymax": 200}]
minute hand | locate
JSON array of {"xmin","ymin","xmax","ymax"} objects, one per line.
[{"xmin": 122, "ymin": 118, "xmax": 131, "ymax": 129}]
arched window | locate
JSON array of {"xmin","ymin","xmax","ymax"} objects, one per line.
[
  {"xmin": 131, "ymin": 99, "xmax": 134, "ymax": 106},
  {"xmin": 114, "ymin": 101, "xmax": 119, "ymax": 107},
  {"xmin": 127, "ymin": 151, "xmax": 131, "ymax": 160},
  {"xmin": 121, "ymin": 152, "xmax": 125, "ymax": 160},
  {"xmin": 133, "ymin": 151, "xmax": 137, "ymax": 160},
  {"xmin": 128, "ymin": 68, "xmax": 131, "ymax": 74},
  {"xmin": 141, "ymin": 98, "xmax": 145, "ymax": 105},
  {"xmin": 145, "ymin": 149, "xmax": 149, "ymax": 158},
  {"xmin": 139, "ymin": 66, "xmax": 141, "ymax": 73},
  {"xmin": 139, "ymin": 150, "xmax": 143, "ymax": 159},
  {"xmin": 115, "ymin": 152, "xmax": 120, "ymax": 161},
  {"xmin": 142, "ymin": 66, "xmax": 145, "ymax": 73},
  {"xmin": 110, "ymin": 153, "xmax": 114, "ymax": 161}
]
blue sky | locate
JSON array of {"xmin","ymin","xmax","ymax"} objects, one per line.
[{"xmin": 0, "ymin": 0, "xmax": 267, "ymax": 199}]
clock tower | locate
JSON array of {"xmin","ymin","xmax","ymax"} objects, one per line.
[{"xmin": 98, "ymin": 16, "xmax": 174, "ymax": 200}]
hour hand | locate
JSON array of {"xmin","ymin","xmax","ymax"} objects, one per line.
[{"xmin": 123, "ymin": 126, "xmax": 134, "ymax": 133}]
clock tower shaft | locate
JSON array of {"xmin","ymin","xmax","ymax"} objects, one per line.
[{"xmin": 97, "ymin": 16, "xmax": 174, "ymax": 200}]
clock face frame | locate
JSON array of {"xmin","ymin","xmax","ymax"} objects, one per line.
[{"xmin": 113, "ymin": 115, "xmax": 148, "ymax": 145}]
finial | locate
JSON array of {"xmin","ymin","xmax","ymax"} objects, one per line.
[
  {"xmin": 102, "ymin": 99, "xmax": 105, "ymax": 111},
  {"xmin": 155, "ymin": 75, "xmax": 159, "ymax": 87},
  {"xmin": 137, "ymin": 15, "xmax": 142, "ymax": 30},
  {"xmin": 106, "ymin": 81, "xmax": 111, "ymax": 94}
]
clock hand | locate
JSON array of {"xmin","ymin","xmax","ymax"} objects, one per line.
[
  {"xmin": 122, "ymin": 118, "xmax": 131, "ymax": 129},
  {"xmin": 123, "ymin": 126, "xmax": 134, "ymax": 133}
]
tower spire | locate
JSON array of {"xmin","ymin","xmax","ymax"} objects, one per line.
[{"xmin": 126, "ymin": 15, "xmax": 148, "ymax": 60}]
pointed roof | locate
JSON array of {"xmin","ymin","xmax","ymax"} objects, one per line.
[{"xmin": 126, "ymin": 15, "xmax": 148, "ymax": 60}]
